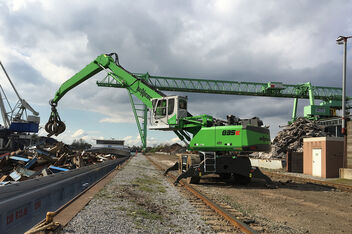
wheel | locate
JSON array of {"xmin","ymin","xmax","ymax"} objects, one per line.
[
  {"xmin": 186, "ymin": 155, "xmax": 201, "ymax": 184},
  {"xmin": 233, "ymin": 173, "xmax": 251, "ymax": 185}
]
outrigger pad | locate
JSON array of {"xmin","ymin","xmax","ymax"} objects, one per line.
[
  {"xmin": 173, "ymin": 167, "xmax": 196, "ymax": 186},
  {"xmin": 251, "ymin": 167, "xmax": 277, "ymax": 189},
  {"xmin": 164, "ymin": 162, "xmax": 179, "ymax": 176}
]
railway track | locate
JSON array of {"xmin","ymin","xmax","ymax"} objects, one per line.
[{"xmin": 146, "ymin": 155, "xmax": 264, "ymax": 234}]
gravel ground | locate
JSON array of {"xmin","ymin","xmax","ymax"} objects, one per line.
[
  {"xmin": 62, "ymin": 154, "xmax": 214, "ymax": 234},
  {"xmin": 152, "ymin": 153, "xmax": 352, "ymax": 234}
]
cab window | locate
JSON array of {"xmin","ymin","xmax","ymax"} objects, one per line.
[
  {"xmin": 168, "ymin": 99, "xmax": 174, "ymax": 115},
  {"xmin": 155, "ymin": 100, "xmax": 166, "ymax": 118},
  {"xmin": 179, "ymin": 99, "xmax": 187, "ymax": 110}
]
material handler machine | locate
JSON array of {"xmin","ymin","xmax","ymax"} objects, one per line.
[{"xmin": 45, "ymin": 53, "xmax": 273, "ymax": 186}]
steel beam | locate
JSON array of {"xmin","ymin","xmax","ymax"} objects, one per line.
[{"xmin": 97, "ymin": 73, "xmax": 346, "ymax": 101}]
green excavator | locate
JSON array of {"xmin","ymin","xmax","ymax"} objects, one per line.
[{"xmin": 46, "ymin": 53, "xmax": 273, "ymax": 186}]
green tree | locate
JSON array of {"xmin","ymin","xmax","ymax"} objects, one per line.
[{"xmin": 71, "ymin": 138, "xmax": 92, "ymax": 150}]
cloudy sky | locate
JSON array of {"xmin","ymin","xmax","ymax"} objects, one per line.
[{"xmin": 0, "ymin": 0, "xmax": 351, "ymax": 146}]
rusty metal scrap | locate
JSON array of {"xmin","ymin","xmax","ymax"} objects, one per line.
[
  {"xmin": 254, "ymin": 117, "xmax": 332, "ymax": 159},
  {"xmin": 0, "ymin": 141, "xmax": 128, "ymax": 185}
]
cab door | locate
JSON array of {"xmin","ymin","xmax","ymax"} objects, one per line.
[
  {"xmin": 150, "ymin": 96, "xmax": 187, "ymax": 130},
  {"xmin": 150, "ymin": 97, "xmax": 173, "ymax": 129}
]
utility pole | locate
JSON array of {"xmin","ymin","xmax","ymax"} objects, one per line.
[{"xmin": 336, "ymin": 35, "xmax": 352, "ymax": 167}]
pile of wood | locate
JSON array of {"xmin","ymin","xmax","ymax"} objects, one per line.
[
  {"xmin": 0, "ymin": 142, "xmax": 129, "ymax": 185},
  {"xmin": 254, "ymin": 117, "xmax": 331, "ymax": 159}
]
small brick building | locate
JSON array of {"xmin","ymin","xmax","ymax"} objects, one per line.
[{"xmin": 303, "ymin": 137, "xmax": 344, "ymax": 178}]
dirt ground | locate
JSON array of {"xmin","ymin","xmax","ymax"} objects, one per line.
[{"xmin": 150, "ymin": 153, "xmax": 352, "ymax": 234}]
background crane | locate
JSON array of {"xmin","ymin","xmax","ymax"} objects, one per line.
[
  {"xmin": 0, "ymin": 61, "xmax": 39, "ymax": 132},
  {"xmin": 0, "ymin": 60, "xmax": 40, "ymax": 150},
  {"xmin": 97, "ymin": 73, "xmax": 349, "ymax": 149}
]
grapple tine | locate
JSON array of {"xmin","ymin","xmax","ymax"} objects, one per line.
[{"xmin": 45, "ymin": 103, "xmax": 66, "ymax": 137}]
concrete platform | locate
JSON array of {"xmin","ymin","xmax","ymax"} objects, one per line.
[
  {"xmin": 340, "ymin": 168, "xmax": 352, "ymax": 180},
  {"xmin": 263, "ymin": 169, "xmax": 352, "ymax": 188}
]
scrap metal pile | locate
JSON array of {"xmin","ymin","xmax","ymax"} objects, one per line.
[
  {"xmin": 160, "ymin": 143, "xmax": 186, "ymax": 154},
  {"xmin": 0, "ymin": 142, "xmax": 124, "ymax": 185},
  {"xmin": 253, "ymin": 117, "xmax": 331, "ymax": 159}
]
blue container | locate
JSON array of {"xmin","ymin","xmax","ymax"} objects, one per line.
[{"xmin": 9, "ymin": 122, "xmax": 39, "ymax": 133}]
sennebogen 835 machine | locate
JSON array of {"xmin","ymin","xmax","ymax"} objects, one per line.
[{"xmin": 46, "ymin": 53, "xmax": 273, "ymax": 186}]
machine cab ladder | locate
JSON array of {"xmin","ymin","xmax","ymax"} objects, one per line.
[{"xmin": 203, "ymin": 152, "xmax": 216, "ymax": 173}]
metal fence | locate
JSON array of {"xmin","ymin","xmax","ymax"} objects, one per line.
[{"xmin": 0, "ymin": 157, "xmax": 128, "ymax": 234}]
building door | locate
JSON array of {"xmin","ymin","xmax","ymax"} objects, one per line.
[{"xmin": 312, "ymin": 148, "xmax": 322, "ymax": 177}]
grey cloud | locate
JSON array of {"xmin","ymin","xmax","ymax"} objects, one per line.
[{"xmin": 0, "ymin": 0, "xmax": 351, "ymax": 139}]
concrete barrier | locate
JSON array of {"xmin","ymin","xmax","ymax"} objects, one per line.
[
  {"xmin": 250, "ymin": 158, "xmax": 285, "ymax": 170},
  {"xmin": 155, "ymin": 152, "xmax": 171, "ymax": 155}
]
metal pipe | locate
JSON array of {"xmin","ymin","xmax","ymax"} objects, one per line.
[
  {"xmin": 336, "ymin": 35, "xmax": 352, "ymax": 134},
  {"xmin": 343, "ymin": 40, "xmax": 347, "ymax": 168},
  {"xmin": 292, "ymin": 98, "xmax": 298, "ymax": 122},
  {"xmin": 337, "ymin": 35, "xmax": 352, "ymax": 168},
  {"xmin": 342, "ymin": 39, "xmax": 347, "ymax": 134}
]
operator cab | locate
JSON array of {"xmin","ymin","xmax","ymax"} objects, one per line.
[{"xmin": 150, "ymin": 96, "xmax": 188, "ymax": 130}]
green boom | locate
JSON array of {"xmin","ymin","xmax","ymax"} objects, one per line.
[{"xmin": 52, "ymin": 54, "xmax": 163, "ymax": 107}]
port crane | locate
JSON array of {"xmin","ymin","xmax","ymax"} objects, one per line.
[
  {"xmin": 0, "ymin": 61, "xmax": 40, "ymax": 132},
  {"xmin": 97, "ymin": 73, "xmax": 348, "ymax": 149},
  {"xmin": 46, "ymin": 53, "xmax": 273, "ymax": 185}
]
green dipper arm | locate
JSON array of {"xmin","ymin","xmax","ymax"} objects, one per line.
[
  {"xmin": 51, "ymin": 53, "xmax": 163, "ymax": 107},
  {"xmin": 47, "ymin": 53, "xmax": 164, "ymax": 137}
]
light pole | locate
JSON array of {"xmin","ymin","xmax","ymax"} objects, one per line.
[
  {"xmin": 337, "ymin": 35, "xmax": 352, "ymax": 168},
  {"xmin": 336, "ymin": 35, "xmax": 352, "ymax": 135}
]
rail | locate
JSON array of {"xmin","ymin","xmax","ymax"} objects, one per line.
[{"xmin": 145, "ymin": 155, "xmax": 256, "ymax": 234}]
